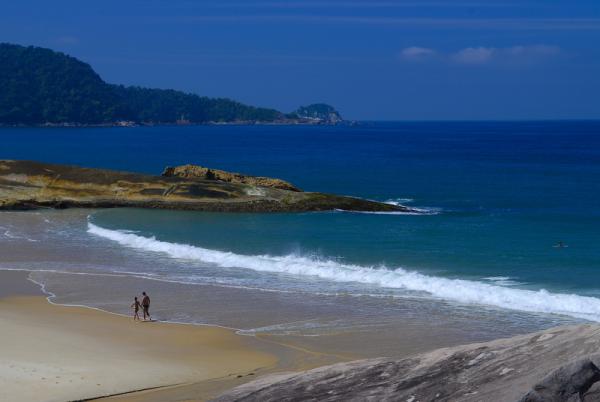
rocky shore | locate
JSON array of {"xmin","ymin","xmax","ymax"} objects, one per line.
[
  {"xmin": 215, "ymin": 324, "xmax": 600, "ymax": 402},
  {"xmin": 0, "ymin": 160, "xmax": 410, "ymax": 213}
]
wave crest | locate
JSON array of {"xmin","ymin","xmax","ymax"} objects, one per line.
[{"xmin": 88, "ymin": 222, "xmax": 600, "ymax": 321}]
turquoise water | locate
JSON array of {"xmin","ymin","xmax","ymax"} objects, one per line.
[{"xmin": 2, "ymin": 121, "xmax": 600, "ymax": 321}]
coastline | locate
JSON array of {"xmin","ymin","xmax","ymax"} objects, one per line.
[
  {"xmin": 0, "ymin": 119, "xmax": 347, "ymax": 129},
  {"xmin": 0, "ymin": 271, "xmax": 340, "ymax": 402},
  {"xmin": 4, "ymin": 269, "xmax": 599, "ymax": 401},
  {"xmin": 0, "ymin": 207, "xmax": 594, "ymax": 401},
  {"xmin": 1, "ymin": 182, "xmax": 597, "ymax": 401}
]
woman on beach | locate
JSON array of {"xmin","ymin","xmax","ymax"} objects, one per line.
[{"xmin": 131, "ymin": 296, "xmax": 141, "ymax": 321}]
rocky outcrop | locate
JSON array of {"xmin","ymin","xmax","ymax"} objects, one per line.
[
  {"xmin": 214, "ymin": 325, "xmax": 600, "ymax": 402},
  {"xmin": 519, "ymin": 358, "xmax": 600, "ymax": 402},
  {"xmin": 292, "ymin": 104, "xmax": 343, "ymax": 124},
  {"xmin": 162, "ymin": 164, "xmax": 301, "ymax": 192},
  {"xmin": 0, "ymin": 160, "xmax": 410, "ymax": 213}
]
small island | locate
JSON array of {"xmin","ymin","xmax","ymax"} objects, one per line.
[{"xmin": 0, "ymin": 160, "xmax": 412, "ymax": 213}]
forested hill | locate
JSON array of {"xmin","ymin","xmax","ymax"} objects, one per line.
[{"xmin": 0, "ymin": 43, "xmax": 341, "ymax": 125}]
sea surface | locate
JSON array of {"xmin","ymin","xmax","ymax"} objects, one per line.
[{"xmin": 1, "ymin": 121, "xmax": 600, "ymax": 343}]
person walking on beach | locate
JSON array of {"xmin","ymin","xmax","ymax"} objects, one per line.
[
  {"xmin": 141, "ymin": 291, "xmax": 151, "ymax": 321},
  {"xmin": 131, "ymin": 296, "xmax": 141, "ymax": 321}
]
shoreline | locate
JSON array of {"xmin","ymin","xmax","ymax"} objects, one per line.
[
  {"xmin": 0, "ymin": 120, "xmax": 347, "ymax": 129},
  {"xmin": 3, "ymin": 270, "xmax": 599, "ymax": 401},
  {"xmin": 0, "ymin": 267, "xmax": 593, "ymax": 401},
  {"xmin": 0, "ymin": 270, "xmax": 342, "ymax": 402}
]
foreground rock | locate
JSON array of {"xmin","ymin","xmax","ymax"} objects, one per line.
[
  {"xmin": 0, "ymin": 160, "xmax": 409, "ymax": 213},
  {"xmin": 519, "ymin": 358, "xmax": 600, "ymax": 402},
  {"xmin": 162, "ymin": 164, "xmax": 302, "ymax": 192},
  {"xmin": 215, "ymin": 325, "xmax": 600, "ymax": 402}
]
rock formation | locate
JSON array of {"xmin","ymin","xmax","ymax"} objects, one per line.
[
  {"xmin": 519, "ymin": 358, "xmax": 600, "ymax": 402},
  {"xmin": 162, "ymin": 164, "xmax": 301, "ymax": 192},
  {"xmin": 0, "ymin": 160, "xmax": 410, "ymax": 213},
  {"xmin": 292, "ymin": 104, "xmax": 343, "ymax": 124},
  {"xmin": 215, "ymin": 325, "xmax": 600, "ymax": 402}
]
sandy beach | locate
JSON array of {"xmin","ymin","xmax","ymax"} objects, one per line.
[
  {"xmin": 0, "ymin": 210, "xmax": 582, "ymax": 401},
  {"xmin": 0, "ymin": 270, "xmax": 339, "ymax": 402}
]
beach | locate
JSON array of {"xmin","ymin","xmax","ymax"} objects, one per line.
[
  {"xmin": 2, "ymin": 267, "xmax": 490, "ymax": 402},
  {"xmin": 0, "ymin": 267, "xmax": 486, "ymax": 402},
  {"xmin": 5, "ymin": 267, "xmax": 600, "ymax": 401},
  {"xmin": 0, "ymin": 270, "xmax": 326, "ymax": 402},
  {"xmin": 0, "ymin": 265, "xmax": 575, "ymax": 402}
]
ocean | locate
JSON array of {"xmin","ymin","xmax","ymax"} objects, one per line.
[{"xmin": 1, "ymin": 121, "xmax": 600, "ymax": 346}]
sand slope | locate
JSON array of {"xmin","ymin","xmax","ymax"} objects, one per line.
[{"xmin": 0, "ymin": 294, "xmax": 277, "ymax": 402}]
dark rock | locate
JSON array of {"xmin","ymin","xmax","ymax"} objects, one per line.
[
  {"xmin": 519, "ymin": 359, "xmax": 600, "ymax": 402},
  {"xmin": 583, "ymin": 381, "xmax": 600, "ymax": 401}
]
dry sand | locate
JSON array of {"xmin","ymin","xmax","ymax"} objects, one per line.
[{"xmin": 0, "ymin": 271, "xmax": 335, "ymax": 402}]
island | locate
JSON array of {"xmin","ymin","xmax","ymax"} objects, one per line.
[
  {"xmin": 0, "ymin": 160, "xmax": 411, "ymax": 213},
  {"xmin": 0, "ymin": 43, "xmax": 344, "ymax": 126}
]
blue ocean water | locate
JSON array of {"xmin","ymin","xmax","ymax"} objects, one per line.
[{"xmin": 2, "ymin": 121, "xmax": 600, "ymax": 321}]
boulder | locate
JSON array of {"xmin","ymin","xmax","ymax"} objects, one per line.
[
  {"xmin": 519, "ymin": 358, "xmax": 600, "ymax": 402},
  {"xmin": 162, "ymin": 164, "xmax": 301, "ymax": 192}
]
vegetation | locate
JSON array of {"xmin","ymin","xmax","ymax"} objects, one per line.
[
  {"xmin": 0, "ymin": 43, "xmax": 283, "ymax": 125},
  {"xmin": 291, "ymin": 103, "xmax": 342, "ymax": 123}
]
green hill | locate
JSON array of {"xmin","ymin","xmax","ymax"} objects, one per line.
[{"xmin": 0, "ymin": 43, "xmax": 284, "ymax": 125}]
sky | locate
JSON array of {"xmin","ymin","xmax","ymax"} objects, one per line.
[{"xmin": 1, "ymin": 0, "xmax": 600, "ymax": 120}]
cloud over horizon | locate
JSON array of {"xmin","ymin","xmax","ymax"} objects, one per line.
[
  {"xmin": 399, "ymin": 45, "xmax": 561, "ymax": 65},
  {"xmin": 400, "ymin": 46, "xmax": 436, "ymax": 61}
]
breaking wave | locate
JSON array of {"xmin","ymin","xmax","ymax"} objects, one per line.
[{"xmin": 88, "ymin": 222, "xmax": 600, "ymax": 321}]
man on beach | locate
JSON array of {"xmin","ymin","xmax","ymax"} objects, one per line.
[{"xmin": 141, "ymin": 292, "xmax": 151, "ymax": 321}]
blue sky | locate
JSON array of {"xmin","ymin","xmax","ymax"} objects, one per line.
[{"xmin": 2, "ymin": 0, "xmax": 599, "ymax": 120}]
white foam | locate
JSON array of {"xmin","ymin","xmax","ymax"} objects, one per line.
[
  {"xmin": 384, "ymin": 198, "xmax": 414, "ymax": 205},
  {"xmin": 2, "ymin": 229, "xmax": 39, "ymax": 242},
  {"xmin": 334, "ymin": 208, "xmax": 439, "ymax": 216},
  {"xmin": 87, "ymin": 222, "xmax": 600, "ymax": 321},
  {"xmin": 484, "ymin": 276, "xmax": 523, "ymax": 287}
]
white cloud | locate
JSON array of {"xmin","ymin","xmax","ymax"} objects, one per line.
[
  {"xmin": 399, "ymin": 45, "xmax": 560, "ymax": 66},
  {"xmin": 452, "ymin": 47, "xmax": 495, "ymax": 64},
  {"xmin": 400, "ymin": 46, "xmax": 436, "ymax": 61}
]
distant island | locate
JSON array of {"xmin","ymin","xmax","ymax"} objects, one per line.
[{"xmin": 0, "ymin": 43, "xmax": 344, "ymax": 126}]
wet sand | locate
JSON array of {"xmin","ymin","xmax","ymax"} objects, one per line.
[
  {"xmin": 0, "ymin": 269, "xmax": 564, "ymax": 402},
  {"xmin": 0, "ymin": 271, "xmax": 335, "ymax": 402}
]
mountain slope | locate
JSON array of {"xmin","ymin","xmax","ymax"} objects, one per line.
[
  {"xmin": 0, "ymin": 43, "xmax": 128, "ymax": 124},
  {"xmin": 0, "ymin": 43, "xmax": 287, "ymax": 125}
]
